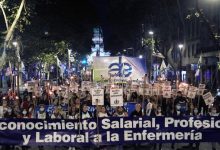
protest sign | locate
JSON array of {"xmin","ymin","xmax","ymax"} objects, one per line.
[
  {"xmin": 152, "ymin": 86, "xmax": 159, "ymax": 96},
  {"xmin": 92, "ymin": 88, "xmax": 104, "ymax": 105},
  {"xmin": 203, "ymin": 92, "xmax": 214, "ymax": 106},
  {"xmin": 110, "ymin": 88, "xmax": 123, "ymax": 106},
  {"xmin": 197, "ymin": 89, "xmax": 205, "ymax": 96},
  {"xmin": 187, "ymin": 86, "xmax": 197, "ymax": 99},
  {"xmin": 130, "ymin": 85, "xmax": 139, "ymax": 93},
  {"xmin": 27, "ymin": 81, "xmax": 35, "ymax": 92},
  {"xmin": 197, "ymin": 84, "xmax": 205, "ymax": 96},
  {"xmin": 162, "ymin": 86, "xmax": 171, "ymax": 98},
  {"xmin": 172, "ymin": 89, "xmax": 177, "ymax": 96},
  {"xmin": 139, "ymin": 84, "xmax": 152, "ymax": 95},
  {"xmin": 81, "ymin": 81, "xmax": 92, "ymax": 91},
  {"xmin": 179, "ymin": 83, "xmax": 189, "ymax": 95}
]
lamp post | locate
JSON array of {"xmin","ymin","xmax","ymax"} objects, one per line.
[
  {"xmin": 149, "ymin": 31, "xmax": 154, "ymax": 82},
  {"xmin": 12, "ymin": 41, "xmax": 18, "ymax": 94},
  {"xmin": 139, "ymin": 55, "xmax": 143, "ymax": 59},
  {"xmin": 178, "ymin": 44, "xmax": 184, "ymax": 82}
]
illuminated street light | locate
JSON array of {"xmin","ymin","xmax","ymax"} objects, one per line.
[
  {"xmin": 178, "ymin": 44, "xmax": 184, "ymax": 50},
  {"xmin": 149, "ymin": 31, "xmax": 154, "ymax": 35},
  {"xmin": 12, "ymin": 41, "xmax": 18, "ymax": 47},
  {"xmin": 139, "ymin": 55, "xmax": 143, "ymax": 59}
]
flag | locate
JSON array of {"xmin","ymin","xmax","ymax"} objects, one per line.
[
  {"xmin": 195, "ymin": 69, "xmax": 200, "ymax": 77},
  {"xmin": 160, "ymin": 60, "xmax": 167, "ymax": 71},
  {"xmin": 56, "ymin": 56, "xmax": 64, "ymax": 77},
  {"xmin": 68, "ymin": 49, "xmax": 74, "ymax": 62},
  {"xmin": 195, "ymin": 55, "xmax": 202, "ymax": 77},
  {"xmin": 20, "ymin": 61, "xmax": 25, "ymax": 72},
  {"xmin": 6, "ymin": 61, "xmax": 12, "ymax": 76},
  {"xmin": 56, "ymin": 56, "xmax": 62, "ymax": 69}
]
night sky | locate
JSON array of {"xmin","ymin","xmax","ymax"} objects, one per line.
[{"xmin": 23, "ymin": 0, "xmax": 179, "ymax": 55}]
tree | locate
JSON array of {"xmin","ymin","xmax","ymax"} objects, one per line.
[{"xmin": 0, "ymin": 0, "xmax": 34, "ymax": 68}]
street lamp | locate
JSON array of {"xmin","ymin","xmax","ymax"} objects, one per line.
[
  {"xmin": 149, "ymin": 31, "xmax": 154, "ymax": 35},
  {"xmin": 178, "ymin": 44, "xmax": 184, "ymax": 81},
  {"xmin": 12, "ymin": 41, "xmax": 18, "ymax": 47},
  {"xmin": 178, "ymin": 44, "xmax": 183, "ymax": 49},
  {"xmin": 139, "ymin": 55, "xmax": 143, "ymax": 59},
  {"xmin": 148, "ymin": 30, "xmax": 154, "ymax": 82},
  {"xmin": 12, "ymin": 41, "xmax": 18, "ymax": 94}
]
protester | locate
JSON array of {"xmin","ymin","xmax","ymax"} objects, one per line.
[
  {"xmin": 130, "ymin": 103, "xmax": 142, "ymax": 117},
  {"xmin": 98, "ymin": 106, "xmax": 108, "ymax": 118},
  {"xmin": 113, "ymin": 106, "xmax": 128, "ymax": 117}
]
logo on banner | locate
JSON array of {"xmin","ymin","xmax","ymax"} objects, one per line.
[
  {"xmin": 114, "ymin": 99, "xmax": 120, "ymax": 104},
  {"xmin": 108, "ymin": 56, "xmax": 132, "ymax": 77}
]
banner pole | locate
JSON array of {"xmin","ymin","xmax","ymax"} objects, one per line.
[
  {"xmin": 78, "ymin": 97, "xmax": 81, "ymax": 135},
  {"xmin": 96, "ymin": 99, "xmax": 100, "ymax": 148},
  {"xmin": 142, "ymin": 74, "xmax": 147, "ymax": 113}
]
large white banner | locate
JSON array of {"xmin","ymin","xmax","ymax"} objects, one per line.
[
  {"xmin": 110, "ymin": 88, "xmax": 123, "ymax": 106},
  {"xmin": 92, "ymin": 89, "xmax": 104, "ymax": 106},
  {"xmin": 93, "ymin": 56, "xmax": 146, "ymax": 81}
]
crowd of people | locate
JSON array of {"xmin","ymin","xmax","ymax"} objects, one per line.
[{"xmin": 0, "ymin": 76, "xmax": 220, "ymax": 150}]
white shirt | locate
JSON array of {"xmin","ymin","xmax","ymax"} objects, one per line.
[
  {"xmin": 98, "ymin": 112, "xmax": 108, "ymax": 118},
  {"xmin": 37, "ymin": 112, "xmax": 46, "ymax": 119},
  {"xmin": 82, "ymin": 112, "xmax": 91, "ymax": 119}
]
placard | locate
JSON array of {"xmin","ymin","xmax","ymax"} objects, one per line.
[
  {"xmin": 172, "ymin": 89, "xmax": 177, "ymax": 96},
  {"xmin": 152, "ymin": 87, "xmax": 159, "ymax": 96},
  {"xmin": 162, "ymin": 86, "xmax": 171, "ymax": 98},
  {"xmin": 92, "ymin": 89, "xmax": 104, "ymax": 105},
  {"xmin": 203, "ymin": 92, "xmax": 214, "ymax": 106},
  {"xmin": 110, "ymin": 88, "xmax": 123, "ymax": 106},
  {"xmin": 187, "ymin": 86, "xmax": 197, "ymax": 99},
  {"xmin": 81, "ymin": 81, "xmax": 92, "ymax": 91},
  {"xmin": 197, "ymin": 89, "xmax": 205, "ymax": 96},
  {"xmin": 27, "ymin": 81, "xmax": 35, "ymax": 92}
]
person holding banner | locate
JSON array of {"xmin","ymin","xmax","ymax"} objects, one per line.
[
  {"xmin": 68, "ymin": 105, "xmax": 79, "ymax": 119},
  {"xmin": 80, "ymin": 104, "xmax": 92, "ymax": 119},
  {"xmin": 37, "ymin": 104, "xmax": 48, "ymax": 119},
  {"xmin": 130, "ymin": 103, "xmax": 142, "ymax": 117},
  {"xmin": 51, "ymin": 106, "xmax": 63, "ymax": 119},
  {"xmin": 98, "ymin": 106, "xmax": 108, "ymax": 118},
  {"xmin": 4, "ymin": 106, "xmax": 16, "ymax": 118},
  {"xmin": 113, "ymin": 106, "xmax": 128, "ymax": 117}
]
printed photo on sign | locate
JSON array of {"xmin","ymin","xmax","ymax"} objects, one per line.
[
  {"xmin": 152, "ymin": 87, "xmax": 159, "ymax": 96},
  {"xmin": 187, "ymin": 91, "xmax": 197, "ymax": 99},
  {"xmin": 162, "ymin": 86, "xmax": 171, "ymax": 98},
  {"xmin": 203, "ymin": 92, "xmax": 214, "ymax": 106},
  {"xmin": 92, "ymin": 89, "xmax": 104, "ymax": 105},
  {"xmin": 110, "ymin": 89, "xmax": 123, "ymax": 106},
  {"xmin": 172, "ymin": 89, "xmax": 177, "ymax": 96}
]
